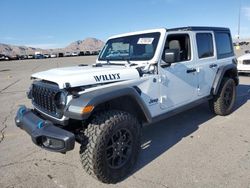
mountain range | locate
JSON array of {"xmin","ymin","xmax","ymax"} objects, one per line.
[{"xmin": 0, "ymin": 37, "xmax": 104, "ymax": 56}]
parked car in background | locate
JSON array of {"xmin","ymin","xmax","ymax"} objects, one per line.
[
  {"xmin": 19, "ymin": 55, "xmax": 28, "ymax": 60},
  {"xmin": 27, "ymin": 55, "xmax": 34, "ymax": 59},
  {"xmin": 245, "ymin": 50, "xmax": 250, "ymax": 54},
  {"xmin": 91, "ymin": 51, "xmax": 99, "ymax": 55},
  {"xmin": 237, "ymin": 54, "xmax": 250, "ymax": 73},
  {"xmin": 8, "ymin": 55, "xmax": 19, "ymax": 60},
  {"xmin": 50, "ymin": 53, "xmax": 57, "ymax": 58},
  {"xmin": 85, "ymin": 51, "xmax": 91, "ymax": 55},
  {"xmin": 35, "ymin": 54, "xmax": 44, "ymax": 59},
  {"xmin": 71, "ymin": 52, "xmax": 79, "ymax": 56},
  {"xmin": 79, "ymin": 51, "xmax": 85, "ymax": 56},
  {"xmin": 0, "ymin": 54, "xmax": 7, "ymax": 60},
  {"xmin": 1, "ymin": 54, "xmax": 18, "ymax": 60},
  {"xmin": 58, "ymin": 53, "xmax": 64, "ymax": 57},
  {"xmin": 64, "ymin": 52, "xmax": 71, "ymax": 57},
  {"xmin": 44, "ymin": 54, "xmax": 50, "ymax": 58}
]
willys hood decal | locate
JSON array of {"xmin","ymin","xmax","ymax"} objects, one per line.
[{"xmin": 31, "ymin": 65, "xmax": 140, "ymax": 89}]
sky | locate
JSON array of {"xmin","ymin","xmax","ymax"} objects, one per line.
[{"xmin": 0, "ymin": 0, "xmax": 250, "ymax": 49}]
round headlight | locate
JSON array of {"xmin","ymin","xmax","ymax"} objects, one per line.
[{"xmin": 54, "ymin": 92, "xmax": 67, "ymax": 109}]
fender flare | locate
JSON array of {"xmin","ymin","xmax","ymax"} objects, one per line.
[
  {"xmin": 64, "ymin": 86, "xmax": 152, "ymax": 123},
  {"xmin": 211, "ymin": 63, "xmax": 239, "ymax": 95}
]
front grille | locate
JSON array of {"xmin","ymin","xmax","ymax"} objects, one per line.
[
  {"xmin": 243, "ymin": 60, "xmax": 250, "ymax": 65},
  {"xmin": 32, "ymin": 81, "xmax": 61, "ymax": 118}
]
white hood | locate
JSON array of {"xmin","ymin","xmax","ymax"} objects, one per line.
[
  {"xmin": 31, "ymin": 65, "xmax": 140, "ymax": 89},
  {"xmin": 238, "ymin": 53, "xmax": 250, "ymax": 61}
]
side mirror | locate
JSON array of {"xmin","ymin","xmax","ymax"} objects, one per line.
[{"xmin": 163, "ymin": 49, "xmax": 180, "ymax": 66}]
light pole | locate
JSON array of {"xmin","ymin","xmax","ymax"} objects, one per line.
[
  {"xmin": 235, "ymin": 0, "xmax": 242, "ymax": 50},
  {"xmin": 237, "ymin": 0, "xmax": 241, "ymax": 40}
]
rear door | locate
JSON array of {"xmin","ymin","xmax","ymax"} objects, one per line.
[{"xmin": 194, "ymin": 32, "xmax": 218, "ymax": 97}]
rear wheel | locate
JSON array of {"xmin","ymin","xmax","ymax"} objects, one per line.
[
  {"xmin": 80, "ymin": 110, "xmax": 141, "ymax": 183},
  {"xmin": 209, "ymin": 78, "xmax": 236, "ymax": 116}
]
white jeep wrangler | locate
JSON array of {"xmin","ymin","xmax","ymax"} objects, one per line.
[{"xmin": 15, "ymin": 27, "xmax": 238, "ymax": 183}]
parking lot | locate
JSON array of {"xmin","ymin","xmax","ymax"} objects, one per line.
[{"xmin": 0, "ymin": 56, "xmax": 249, "ymax": 188}]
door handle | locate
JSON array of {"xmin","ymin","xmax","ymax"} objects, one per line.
[
  {"xmin": 186, "ymin": 68, "xmax": 197, "ymax": 73},
  {"xmin": 209, "ymin": 64, "xmax": 218, "ymax": 68}
]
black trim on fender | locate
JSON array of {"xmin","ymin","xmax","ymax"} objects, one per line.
[
  {"xmin": 65, "ymin": 86, "xmax": 152, "ymax": 122},
  {"xmin": 211, "ymin": 63, "xmax": 239, "ymax": 95}
]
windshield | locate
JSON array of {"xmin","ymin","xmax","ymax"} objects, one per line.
[{"xmin": 99, "ymin": 32, "xmax": 160, "ymax": 61}]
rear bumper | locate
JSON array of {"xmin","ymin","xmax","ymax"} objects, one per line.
[{"xmin": 15, "ymin": 106, "xmax": 75, "ymax": 153}]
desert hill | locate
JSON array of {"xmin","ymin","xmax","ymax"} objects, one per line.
[{"xmin": 0, "ymin": 38, "xmax": 104, "ymax": 56}]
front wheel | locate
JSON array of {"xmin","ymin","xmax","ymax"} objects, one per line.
[
  {"xmin": 209, "ymin": 78, "xmax": 236, "ymax": 116},
  {"xmin": 80, "ymin": 110, "xmax": 141, "ymax": 183}
]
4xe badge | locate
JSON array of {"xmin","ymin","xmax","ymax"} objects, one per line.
[{"xmin": 94, "ymin": 73, "xmax": 120, "ymax": 82}]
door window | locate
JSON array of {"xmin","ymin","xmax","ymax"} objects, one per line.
[
  {"xmin": 196, "ymin": 33, "xmax": 214, "ymax": 59},
  {"xmin": 162, "ymin": 34, "xmax": 191, "ymax": 62},
  {"xmin": 215, "ymin": 32, "xmax": 234, "ymax": 59}
]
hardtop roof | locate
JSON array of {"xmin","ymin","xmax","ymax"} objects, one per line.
[{"xmin": 167, "ymin": 26, "xmax": 230, "ymax": 32}]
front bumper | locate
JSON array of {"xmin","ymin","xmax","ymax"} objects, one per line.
[
  {"xmin": 15, "ymin": 106, "xmax": 75, "ymax": 153},
  {"xmin": 238, "ymin": 70, "xmax": 250, "ymax": 73},
  {"xmin": 237, "ymin": 65, "xmax": 250, "ymax": 73}
]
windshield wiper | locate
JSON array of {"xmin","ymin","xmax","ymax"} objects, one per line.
[
  {"xmin": 106, "ymin": 58, "xmax": 111, "ymax": 64},
  {"xmin": 97, "ymin": 57, "xmax": 132, "ymax": 66},
  {"xmin": 105, "ymin": 62, "xmax": 125, "ymax": 66},
  {"xmin": 104, "ymin": 57, "xmax": 127, "ymax": 66},
  {"xmin": 118, "ymin": 56, "xmax": 132, "ymax": 64},
  {"xmin": 93, "ymin": 62, "xmax": 125, "ymax": 67}
]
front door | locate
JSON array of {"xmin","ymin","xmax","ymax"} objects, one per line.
[{"xmin": 159, "ymin": 33, "xmax": 198, "ymax": 110}]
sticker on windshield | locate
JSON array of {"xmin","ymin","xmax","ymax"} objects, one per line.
[{"xmin": 137, "ymin": 38, "xmax": 154, "ymax": 44}]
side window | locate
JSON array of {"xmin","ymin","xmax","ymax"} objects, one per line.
[
  {"xmin": 196, "ymin": 33, "xmax": 214, "ymax": 58},
  {"xmin": 215, "ymin": 32, "xmax": 233, "ymax": 59},
  {"xmin": 162, "ymin": 34, "xmax": 191, "ymax": 62}
]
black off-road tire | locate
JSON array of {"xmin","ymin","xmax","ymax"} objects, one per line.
[
  {"xmin": 80, "ymin": 110, "xmax": 141, "ymax": 183},
  {"xmin": 209, "ymin": 77, "xmax": 236, "ymax": 116}
]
